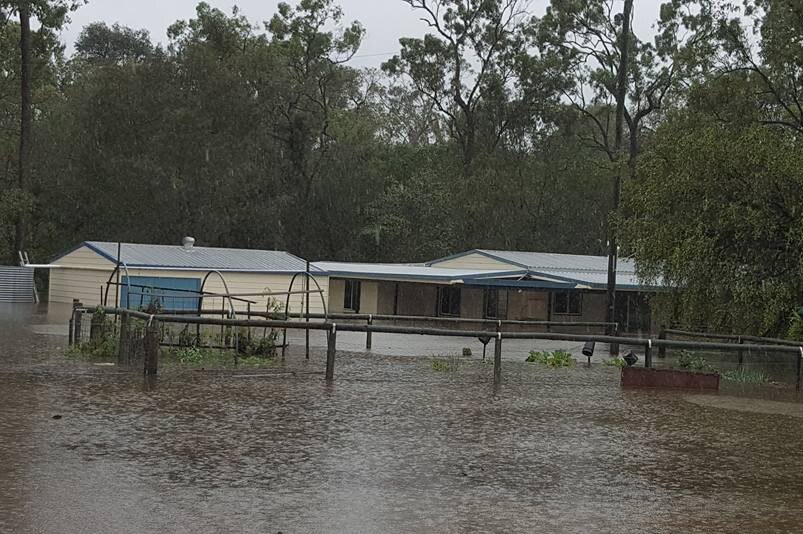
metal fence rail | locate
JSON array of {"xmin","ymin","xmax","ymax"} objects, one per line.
[{"xmin": 71, "ymin": 304, "xmax": 803, "ymax": 389}]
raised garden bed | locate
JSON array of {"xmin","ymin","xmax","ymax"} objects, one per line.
[{"xmin": 621, "ymin": 366, "xmax": 720, "ymax": 390}]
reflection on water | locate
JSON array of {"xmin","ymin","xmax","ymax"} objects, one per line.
[{"xmin": 2, "ymin": 304, "xmax": 803, "ymax": 533}]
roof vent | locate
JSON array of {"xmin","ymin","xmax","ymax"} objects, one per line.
[{"xmin": 182, "ymin": 236, "xmax": 195, "ymax": 251}]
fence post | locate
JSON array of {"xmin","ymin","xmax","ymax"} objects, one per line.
[
  {"xmin": 143, "ymin": 316, "xmax": 160, "ymax": 376},
  {"xmin": 658, "ymin": 326, "xmax": 666, "ymax": 358},
  {"xmin": 493, "ymin": 333, "xmax": 502, "ymax": 385},
  {"xmin": 366, "ymin": 315, "xmax": 373, "ymax": 351},
  {"xmin": 118, "ymin": 312, "xmax": 129, "ymax": 365},
  {"xmin": 73, "ymin": 301, "xmax": 83, "ymax": 344},
  {"xmin": 326, "ymin": 324, "xmax": 337, "ymax": 381},
  {"xmin": 645, "ymin": 340, "xmax": 653, "ymax": 368},
  {"xmin": 737, "ymin": 336, "xmax": 744, "ymax": 370},
  {"xmin": 796, "ymin": 348, "xmax": 802, "ymax": 391},
  {"xmin": 609, "ymin": 323, "xmax": 620, "ymax": 357},
  {"xmin": 90, "ymin": 308, "xmax": 104, "ymax": 341}
]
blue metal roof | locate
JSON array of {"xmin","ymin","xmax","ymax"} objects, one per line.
[{"xmin": 54, "ymin": 241, "xmax": 321, "ymax": 273}]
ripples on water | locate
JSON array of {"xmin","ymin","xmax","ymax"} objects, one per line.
[{"xmin": 1, "ymin": 304, "xmax": 803, "ymax": 533}]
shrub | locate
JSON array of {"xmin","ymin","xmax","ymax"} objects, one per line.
[
  {"xmin": 603, "ymin": 357, "xmax": 626, "ymax": 367},
  {"xmin": 721, "ymin": 369, "xmax": 769, "ymax": 384},
  {"xmin": 678, "ymin": 351, "xmax": 713, "ymax": 372},
  {"xmin": 526, "ymin": 349, "xmax": 575, "ymax": 368},
  {"xmin": 431, "ymin": 354, "xmax": 461, "ymax": 372}
]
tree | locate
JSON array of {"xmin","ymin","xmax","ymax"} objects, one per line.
[
  {"xmin": 620, "ymin": 107, "xmax": 803, "ymax": 335},
  {"xmin": 0, "ymin": 0, "xmax": 80, "ymax": 261},
  {"xmin": 75, "ymin": 22, "xmax": 154, "ymax": 63},
  {"xmin": 383, "ymin": 0, "xmax": 545, "ymax": 179}
]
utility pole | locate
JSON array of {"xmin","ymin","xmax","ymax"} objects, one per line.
[{"xmin": 606, "ymin": 0, "xmax": 634, "ymax": 341}]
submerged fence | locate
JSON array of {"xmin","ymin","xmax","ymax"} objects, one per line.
[{"xmin": 68, "ymin": 303, "xmax": 803, "ymax": 389}]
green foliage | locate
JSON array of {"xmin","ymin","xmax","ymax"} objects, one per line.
[
  {"xmin": 236, "ymin": 331, "xmax": 278, "ymax": 359},
  {"xmin": 526, "ymin": 349, "xmax": 575, "ymax": 368},
  {"xmin": 603, "ymin": 357, "xmax": 626, "ymax": 368},
  {"xmin": 431, "ymin": 354, "xmax": 461, "ymax": 373},
  {"xmin": 721, "ymin": 368, "xmax": 769, "ymax": 384},
  {"xmin": 677, "ymin": 351, "xmax": 713, "ymax": 372},
  {"xmin": 788, "ymin": 313, "xmax": 803, "ymax": 342},
  {"xmin": 175, "ymin": 346, "xmax": 205, "ymax": 364}
]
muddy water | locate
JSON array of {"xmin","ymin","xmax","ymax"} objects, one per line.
[{"xmin": 2, "ymin": 305, "xmax": 803, "ymax": 533}]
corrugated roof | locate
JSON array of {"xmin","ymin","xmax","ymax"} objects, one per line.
[
  {"xmin": 425, "ymin": 249, "xmax": 657, "ymax": 289},
  {"xmin": 60, "ymin": 241, "xmax": 320, "ymax": 273},
  {"xmin": 313, "ymin": 261, "xmax": 534, "ymax": 283},
  {"xmin": 476, "ymin": 249, "xmax": 636, "ymax": 273}
]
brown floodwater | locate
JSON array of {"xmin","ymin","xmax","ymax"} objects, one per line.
[{"xmin": 2, "ymin": 303, "xmax": 803, "ymax": 533}]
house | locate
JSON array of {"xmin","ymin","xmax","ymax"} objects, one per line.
[
  {"xmin": 318, "ymin": 249, "xmax": 658, "ymax": 334},
  {"xmin": 47, "ymin": 239, "xmax": 329, "ymax": 314},
  {"xmin": 44, "ymin": 241, "xmax": 657, "ymax": 334}
]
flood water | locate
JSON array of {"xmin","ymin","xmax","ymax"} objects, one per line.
[{"xmin": 2, "ymin": 304, "xmax": 803, "ymax": 533}]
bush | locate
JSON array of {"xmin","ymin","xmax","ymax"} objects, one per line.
[
  {"xmin": 678, "ymin": 351, "xmax": 713, "ymax": 372},
  {"xmin": 431, "ymin": 354, "xmax": 461, "ymax": 372},
  {"xmin": 603, "ymin": 357, "xmax": 626, "ymax": 367},
  {"xmin": 721, "ymin": 369, "xmax": 769, "ymax": 384},
  {"xmin": 526, "ymin": 350, "xmax": 575, "ymax": 368}
]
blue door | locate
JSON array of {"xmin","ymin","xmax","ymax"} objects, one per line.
[{"xmin": 120, "ymin": 276, "xmax": 201, "ymax": 311}]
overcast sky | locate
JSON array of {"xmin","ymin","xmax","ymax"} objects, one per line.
[{"xmin": 59, "ymin": 0, "xmax": 665, "ymax": 68}]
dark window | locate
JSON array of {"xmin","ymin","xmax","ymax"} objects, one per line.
[
  {"xmin": 484, "ymin": 289, "xmax": 507, "ymax": 319},
  {"xmin": 553, "ymin": 290, "xmax": 582, "ymax": 315},
  {"xmin": 343, "ymin": 280, "xmax": 361, "ymax": 312},
  {"xmin": 439, "ymin": 286, "xmax": 461, "ymax": 317}
]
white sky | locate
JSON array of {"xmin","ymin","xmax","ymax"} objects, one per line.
[{"xmin": 58, "ymin": 0, "xmax": 665, "ymax": 68}]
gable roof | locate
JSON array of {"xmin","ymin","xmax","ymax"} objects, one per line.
[
  {"xmin": 53, "ymin": 241, "xmax": 321, "ymax": 274},
  {"xmin": 427, "ymin": 249, "xmax": 656, "ymax": 290}
]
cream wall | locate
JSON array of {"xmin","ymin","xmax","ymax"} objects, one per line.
[
  {"xmin": 48, "ymin": 246, "xmax": 329, "ymax": 314},
  {"xmin": 429, "ymin": 252, "xmax": 516, "ymax": 271}
]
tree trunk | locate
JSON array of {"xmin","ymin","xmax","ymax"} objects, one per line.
[
  {"xmin": 605, "ymin": 0, "xmax": 634, "ymax": 337},
  {"xmin": 15, "ymin": 1, "xmax": 32, "ymax": 260}
]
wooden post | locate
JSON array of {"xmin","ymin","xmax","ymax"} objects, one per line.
[
  {"xmin": 796, "ymin": 348, "xmax": 802, "ymax": 391},
  {"xmin": 658, "ymin": 326, "xmax": 666, "ymax": 358},
  {"xmin": 73, "ymin": 301, "xmax": 83, "ymax": 344},
  {"xmin": 90, "ymin": 309, "xmax": 104, "ymax": 341},
  {"xmin": 610, "ymin": 322, "xmax": 620, "ymax": 357},
  {"xmin": 493, "ymin": 333, "xmax": 502, "ymax": 385},
  {"xmin": 325, "ymin": 324, "xmax": 337, "ymax": 381},
  {"xmin": 68, "ymin": 315, "xmax": 74, "ymax": 345},
  {"xmin": 305, "ymin": 264, "xmax": 310, "ymax": 361},
  {"xmin": 737, "ymin": 336, "xmax": 744, "ymax": 370},
  {"xmin": 118, "ymin": 312, "xmax": 129, "ymax": 365},
  {"xmin": 143, "ymin": 317, "xmax": 160, "ymax": 376},
  {"xmin": 366, "ymin": 315, "xmax": 373, "ymax": 351},
  {"xmin": 247, "ymin": 303, "xmax": 252, "ymax": 344},
  {"xmin": 645, "ymin": 340, "xmax": 653, "ymax": 368}
]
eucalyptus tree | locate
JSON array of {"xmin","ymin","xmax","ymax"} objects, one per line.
[
  {"xmin": 0, "ymin": 0, "xmax": 81, "ymax": 260},
  {"xmin": 383, "ymin": 0, "xmax": 544, "ymax": 180}
]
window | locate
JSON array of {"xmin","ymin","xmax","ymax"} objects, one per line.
[
  {"xmin": 343, "ymin": 280, "xmax": 361, "ymax": 312},
  {"xmin": 484, "ymin": 289, "xmax": 508, "ymax": 319},
  {"xmin": 553, "ymin": 290, "xmax": 582, "ymax": 315},
  {"xmin": 120, "ymin": 276, "xmax": 201, "ymax": 311},
  {"xmin": 438, "ymin": 286, "xmax": 461, "ymax": 317}
]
